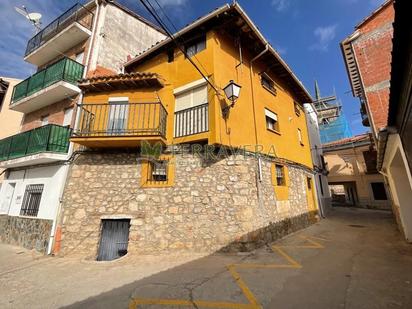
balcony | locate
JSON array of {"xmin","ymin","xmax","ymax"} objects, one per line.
[
  {"xmin": 24, "ymin": 3, "xmax": 94, "ymax": 66},
  {"xmin": 72, "ymin": 102, "xmax": 168, "ymax": 147},
  {"xmin": 174, "ymin": 104, "xmax": 209, "ymax": 138},
  {"xmin": 0, "ymin": 124, "xmax": 71, "ymax": 168},
  {"xmin": 10, "ymin": 57, "xmax": 84, "ymax": 113}
]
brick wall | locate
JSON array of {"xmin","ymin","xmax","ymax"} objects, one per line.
[
  {"xmin": 352, "ymin": 2, "xmax": 394, "ymax": 133},
  {"xmin": 21, "ymin": 98, "xmax": 75, "ymax": 132}
]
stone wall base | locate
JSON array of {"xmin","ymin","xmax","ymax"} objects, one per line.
[
  {"xmin": 0, "ymin": 215, "xmax": 53, "ymax": 253},
  {"xmin": 219, "ymin": 211, "xmax": 319, "ymax": 252}
]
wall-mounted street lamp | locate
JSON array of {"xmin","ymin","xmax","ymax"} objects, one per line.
[{"xmin": 222, "ymin": 80, "xmax": 241, "ymax": 117}]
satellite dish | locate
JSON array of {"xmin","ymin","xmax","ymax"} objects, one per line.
[
  {"xmin": 14, "ymin": 6, "xmax": 42, "ymax": 32},
  {"xmin": 27, "ymin": 12, "xmax": 42, "ymax": 23}
]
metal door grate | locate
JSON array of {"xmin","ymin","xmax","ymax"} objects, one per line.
[{"xmin": 97, "ymin": 219, "xmax": 131, "ymax": 261}]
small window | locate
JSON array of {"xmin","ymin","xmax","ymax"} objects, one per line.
[
  {"xmin": 261, "ymin": 74, "xmax": 277, "ymax": 95},
  {"xmin": 294, "ymin": 102, "xmax": 301, "ymax": 116},
  {"xmin": 150, "ymin": 160, "xmax": 168, "ymax": 182},
  {"xmin": 307, "ymin": 177, "xmax": 312, "ymax": 190},
  {"xmin": 185, "ymin": 36, "xmax": 206, "ymax": 58},
  {"xmin": 20, "ymin": 184, "xmax": 44, "ymax": 217},
  {"xmin": 371, "ymin": 182, "xmax": 388, "ymax": 200},
  {"xmin": 298, "ymin": 128, "xmax": 303, "ymax": 145},
  {"xmin": 167, "ymin": 49, "xmax": 174, "ymax": 63},
  {"xmin": 275, "ymin": 165, "xmax": 286, "ymax": 186},
  {"xmin": 75, "ymin": 51, "xmax": 84, "ymax": 64},
  {"xmin": 63, "ymin": 107, "xmax": 73, "ymax": 127},
  {"xmin": 41, "ymin": 115, "xmax": 49, "ymax": 126},
  {"xmin": 265, "ymin": 109, "xmax": 279, "ymax": 132},
  {"xmin": 318, "ymin": 175, "xmax": 324, "ymax": 196}
]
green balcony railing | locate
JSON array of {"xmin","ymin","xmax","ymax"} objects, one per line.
[
  {"xmin": 0, "ymin": 124, "xmax": 71, "ymax": 162},
  {"xmin": 11, "ymin": 57, "xmax": 84, "ymax": 103}
]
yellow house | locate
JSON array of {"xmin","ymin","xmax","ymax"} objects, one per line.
[{"xmin": 61, "ymin": 3, "xmax": 319, "ymax": 260}]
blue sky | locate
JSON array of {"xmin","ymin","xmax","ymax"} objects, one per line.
[{"xmin": 0, "ymin": 0, "xmax": 386, "ymax": 135}]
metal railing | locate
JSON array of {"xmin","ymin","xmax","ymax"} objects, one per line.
[
  {"xmin": 25, "ymin": 3, "xmax": 94, "ymax": 56},
  {"xmin": 75, "ymin": 102, "xmax": 168, "ymax": 137},
  {"xmin": 174, "ymin": 103, "xmax": 209, "ymax": 138},
  {"xmin": 12, "ymin": 57, "xmax": 84, "ymax": 103},
  {"xmin": 0, "ymin": 124, "xmax": 71, "ymax": 162}
]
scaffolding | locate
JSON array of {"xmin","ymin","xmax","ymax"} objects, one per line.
[{"xmin": 312, "ymin": 81, "xmax": 352, "ymax": 143}]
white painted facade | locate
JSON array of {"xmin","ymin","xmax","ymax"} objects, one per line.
[
  {"xmin": 0, "ymin": 1, "xmax": 166, "ymax": 254},
  {"xmin": 304, "ymin": 103, "xmax": 331, "ymax": 215},
  {"xmin": 382, "ymin": 133, "xmax": 412, "ymax": 242}
]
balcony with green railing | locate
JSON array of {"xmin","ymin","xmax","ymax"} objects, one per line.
[
  {"xmin": 10, "ymin": 57, "xmax": 84, "ymax": 113},
  {"xmin": 0, "ymin": 124, "xmax": 71, "ymax": 166}
]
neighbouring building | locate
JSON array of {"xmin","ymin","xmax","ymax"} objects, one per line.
[
  {"xmin": 0, "ymin": 0, "xmax": 165, "ymax": 253},
  {"xmin": 323, "ymin": 134, "xmax": 391, "ymax": 210},
  {"xmin": 304, "ymin": 82, "xmax": 334, "ymax": 215},
  {"xmin": 0, "ymin": 77, "xmax": 24, "ymax": 188},
  {"xmin": 341, "ymin": 0, "xmax": 394, "ymax": 138},
  {"xmin": 379, "ymin": 0, "xmax": 412, "ymax": 241},
  {"xmin": 60, "ymin": 2, "xmax": 320, "ymax": 260}
]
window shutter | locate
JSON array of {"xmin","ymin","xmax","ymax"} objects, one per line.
[
  {"xmin": 265, "ymin": 109, "xmax": 277, "ymax": 121},
  {"xmin": 175, "ymin": 85, "xmax": 207, "ymax": 112}
]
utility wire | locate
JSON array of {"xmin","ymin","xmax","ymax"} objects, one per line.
[
  {"xmin": 138, "ymin": 0, "xmax": 220, "ymax": 94},
  {"xmin": 151, "ymin": 0, "xmax": 211, "ymax": 76}
]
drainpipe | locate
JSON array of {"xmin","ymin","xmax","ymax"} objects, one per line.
[
  {"xmin": 249, "ymin": 43, "xmax": 269, "ymax": 147},
  {"xmin": 248, "ymin": 44, "xmax": 269, "ymax": 215},
  {"xmin": 49, "ymin": 0, "xmax": 102, "ymax": 255}
]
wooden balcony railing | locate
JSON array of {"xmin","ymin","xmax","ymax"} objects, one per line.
[
  {"xmin": 0, "ymin": 124, "xmax": 71, "ymax": 162},
  {"xmin": 25, "ymin": 3, "xmax": 94, "ymax": 56},
  {"xmin": 174, "ymin": 103, "xmax": 209, "ymax": 138},
  {"xmin": 11, "ymin": 57, "xmax": 84, "ymax": 103},
  {"xmin": 74, "ymin": 102, "xmax": 167, "ymax": 138}
]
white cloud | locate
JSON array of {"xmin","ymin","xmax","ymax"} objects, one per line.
[
  {"xmin": 157, "ymin": 0, "xmax": 187, "ymax": 6},
  {"xmin": 271, "ymin": 0, "xmax": 290, "ymax": 12},
  {"xmin": 310, "ymin": 25, "xmax": 337, "ymax": 52}
]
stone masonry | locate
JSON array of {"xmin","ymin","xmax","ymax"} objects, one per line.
[
  {"xmin": 0, "ymin": 215, "xmax": 53, "ymax": 253},
  {"xmin": 60, "ymin": 151, "xmax": 317, "ymax": 258}
]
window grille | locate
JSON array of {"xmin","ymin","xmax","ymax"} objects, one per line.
[
  {"xmin": 150, "ymin": 160, "xmax": 168, "ymax": 182},
  {"xmin": 20, "ymin": 184, "xmax": 44, "ymax": 217},
  {"xmin": 275, "ymin": 165, "xmax": 285, "ymax": 186}
]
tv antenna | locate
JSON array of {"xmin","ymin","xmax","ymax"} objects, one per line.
[{"xmin": 15, "ymin": 6, "xmax": 42, "ymax": 33}]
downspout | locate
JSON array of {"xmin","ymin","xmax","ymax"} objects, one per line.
[
  {"xmin": 249, "ymin": 44, "xmax": 269, "ymax": 214},
  {"xmin": 249, "ymin": 43, "xmax": 269, "ymax": 147},
  {"xmin": 49, "ymin": 0, "xmax": 102, "ymax": 255}
]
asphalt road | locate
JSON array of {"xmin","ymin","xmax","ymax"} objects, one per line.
[{"xmin": 62, "ymin": 207, "xmax": 412, "ymax": 309}]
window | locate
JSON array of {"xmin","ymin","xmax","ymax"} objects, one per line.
[
  {"xmin": 371, "ymin": 182, "xmax": 388, "ymax": 200},
  {"xmin": 298, "ymin": 128, "xmax": 303, "ymax": 145},
  {"xmin": 41, "ymin": 115, "xmax": 49, "ymax": 126},
  {"xmin": 185, "ymin": 36, "xmax": 206, "ymax": 57},
  {"xmin": 318, "ymin": 175, "xmax": 324, "ymax": 196},
  {"xmin": 150, "ymin": 160, "xmax": 168, "ymax": 182},
  {"xmin": 75, "ymin": 51, "xmax": 84, "ymax": 64},
  {"xmin": 275, "ymin": 165, "xmax": 286, "ymax": 186},
  {"xmin": 20, "ymin": 184, "xmax": 44, "ymax": 217},
  {"xmin": 63, "ymin": 107, "xmax": 73, "ymax": 127},
  {"xmin": 174, "ymin": 83, "xmax": 208, "ymax": 137},
  {"xmin": 294, "ymin": 102, "xmax": 301, "ymax": 116},
  {"xmin": 261, "ymin": 74, "xmax": 277, "ymax": 95},
  {"xmin": 265, "ymin": 109, "xmax": 279, "ymax": 132},
  {"xmin": 307, "ymin": 177, "xmax": 312, "ymax": 190},
  {"xmin": 108, "ymin": 97, "xmax": 129, "ymax": 134}
]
